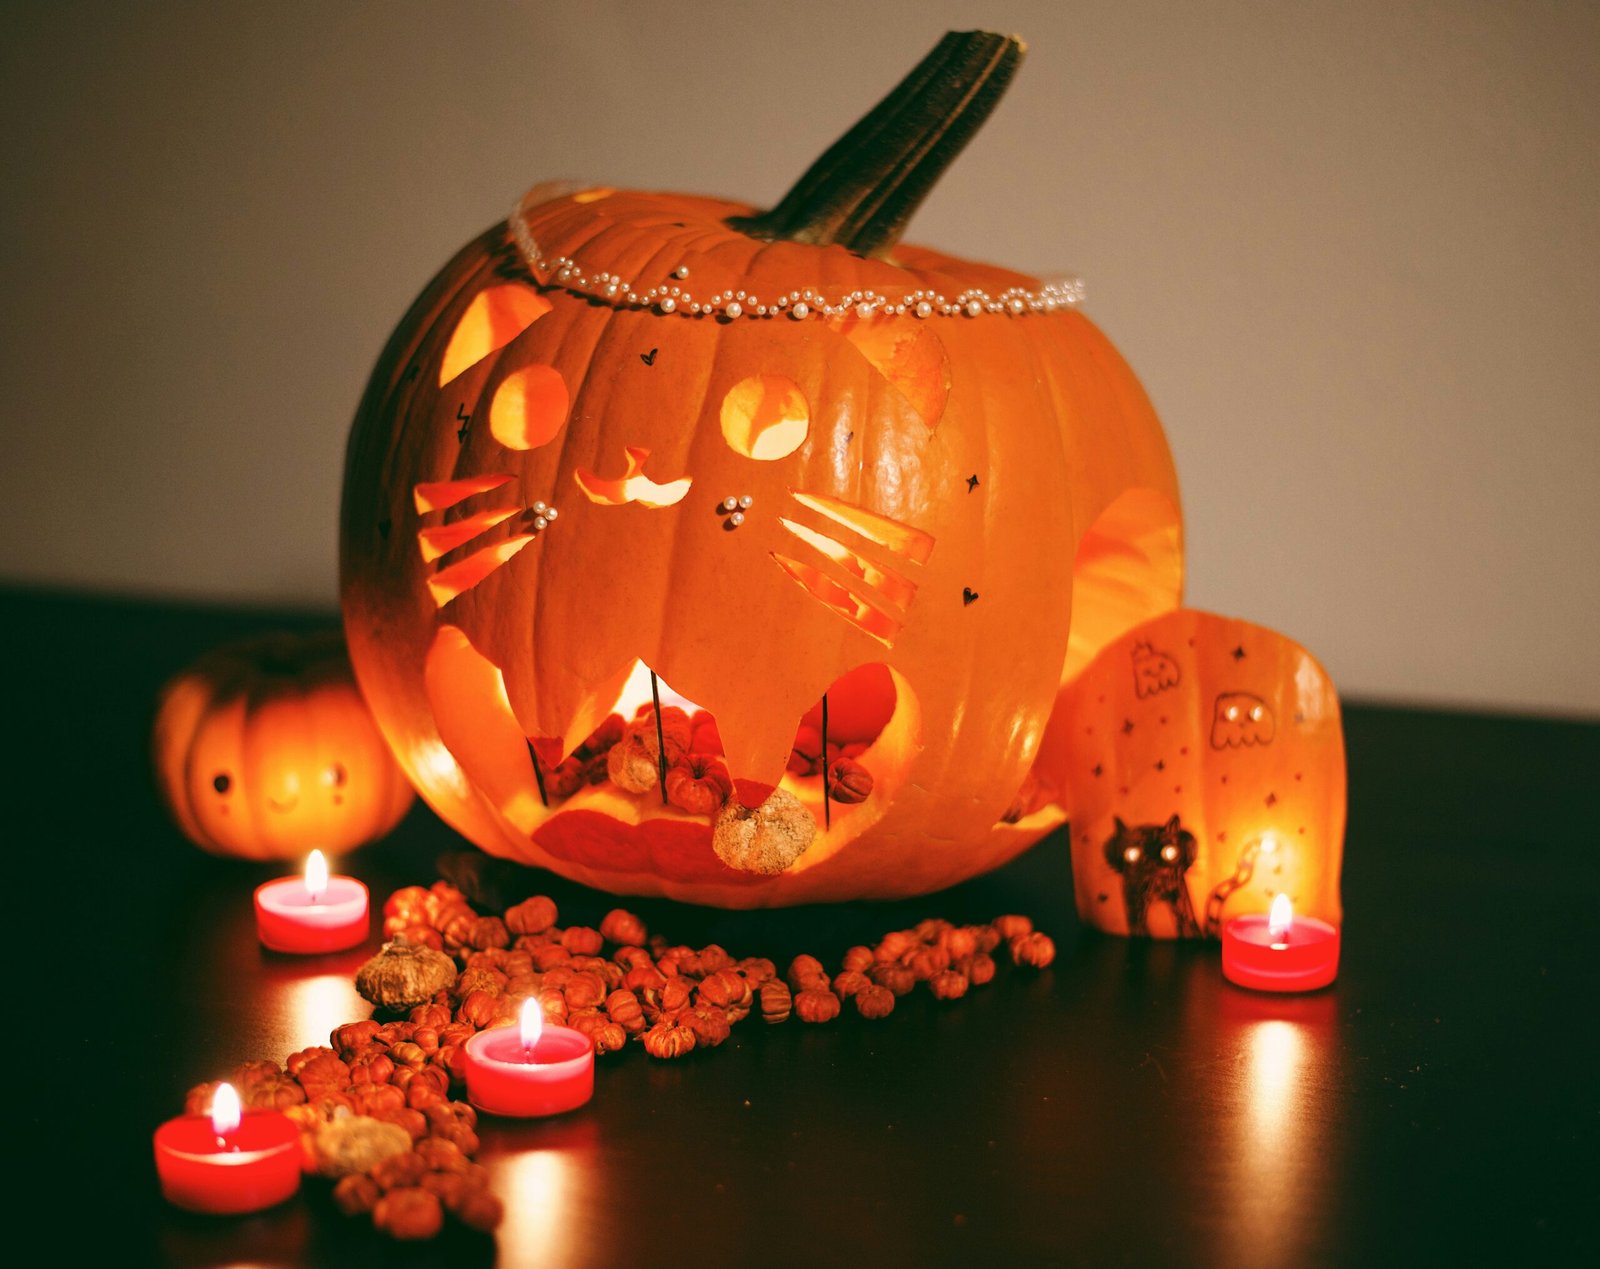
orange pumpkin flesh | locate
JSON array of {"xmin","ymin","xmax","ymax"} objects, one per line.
[
  {"xmin": 339, "ymin": 35, "xmax": 1183, "ymax": 905},
  {"xmin": 153, "ymin": 632, "xmax": 415, "ymax": 859}
]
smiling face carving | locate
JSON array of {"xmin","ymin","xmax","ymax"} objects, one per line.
[{"xmin": 152, "ymin": 633, "xmax": 415, "ymax": 859}]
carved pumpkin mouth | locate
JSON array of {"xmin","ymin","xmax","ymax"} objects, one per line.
[
  {"xmin": 418, "ymin": 625, "xmax": 919, "ymax": 894},
  {"xmin": 266, "ymin": 795, "xmax": 301, "ymax": 814}
]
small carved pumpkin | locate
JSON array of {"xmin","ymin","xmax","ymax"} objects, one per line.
[
  {"xmin": 152, "ymin": 632, "xmax": 414, "ymax": 859},
  {"xmin": 339, "ymin": 33, "xmax": 1183, "ymax": 904}
]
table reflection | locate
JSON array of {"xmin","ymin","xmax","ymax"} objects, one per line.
[
  {"xmin": 280, "ymin": 972, "xmax": 369, "ymax": 1055},
  {"xmin": 490, "ymin": 1147, "xmax": 582, "ymax": 1263}
]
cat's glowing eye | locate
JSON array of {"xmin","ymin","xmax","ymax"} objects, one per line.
[
  {"xmin": 1249, "ymin": 706, "xmax": 1263, "ymax": 722},
  {"xmin": 1160, "ymin": 844, "xmax": 1179, "ymax": 862},
  {"xmin": 212, "ymin": 772, "xmax": 231, "ymax": 795},
  {"xmin": 1226, "ymin": 706, "xmax": 1240, "ymax": 721},
  {"xmin": 1123, "ymin": 845, "xmax": 1141, "ymax": 864}
]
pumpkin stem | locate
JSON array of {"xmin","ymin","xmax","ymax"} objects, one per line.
[{"xmin": 729, "ymin": 30, "xmax": 1025, "ymax": 258}]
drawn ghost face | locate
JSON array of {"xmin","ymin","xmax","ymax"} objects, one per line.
[
  {"xmin": 1210, "ymin": 693, "xmax": 1275, "ymax": 749},
  {"xmin": 1131, "ymin": 641, "xmax": 1180, "ymax": 699}
]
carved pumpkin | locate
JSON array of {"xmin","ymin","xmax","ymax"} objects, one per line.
[
  {"xmin": 153, "ymin": 632, "xmax": 415, "ymax": 859},
  {"xmin": 339, "ymin": 33, "xmax": 1183, "ymax": 905},
  {"xmin": 1041, "ymin": 609, "xmax": 1346, "ymax": 938}
]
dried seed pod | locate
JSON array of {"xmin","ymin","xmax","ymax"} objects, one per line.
[
  {"xmin": 454, "ymin": 966, "xmax": 507, "ymax": 998},
  {"xmin": 504, "ymin": 895, "xmax": 558, "ymax": 935},
  {"xmin": 307, "ymin": 1114, "xmax": 413, "ymax": 1178},
  {"xmin": 349, "ymin": 1051, "xmax": 396, "ymax": 1086},
  {"xmin": 624, "ymin": 963, "xmax": 668, "ymax": 993},
  {"xmin": 832, "ymin": 969, "xmax": 871, "ymax": 1000},
  {"xmin": 600, "ymin": 908, "xmax": 648, "ymax": 946},
  {"xmin": 929, "ymin": 969, "xmax": 969, "ymax": 1001},
  {"xmin": 760, "ymin": 980, "xmax": 792, "ymax": 1024},
  {"xmin": 563, "ymin": 970, "xmax": 608, "ymax": 1010},
  {"xmin": 607, "ymin": 707, "xmax": 691, "ymax": 793},
  {"xmin": 246, "ymin": 1074, "xmax": 308, "ymax": 1110},
  {"xmin": 841, "ymin": 946, "xmax": 874, "ymax": 973},
  {"xmin": 665, "ymin": 754, "xmax": 733, "ymax": 815},
  {"xmin": 787, "ymin": 723, "xmax": 825, "ymax": 776},
  {"xmin": 642, "ymin": 1018, "xmax": 697, "ymax": 1060},
  {"xmin": 373, "ymin": 1186, "xmax": 444, "ymax": 1241},
  {"xmin": 959, "ymin": 952, "xmax": 997, "ymax": 986},
  {"xmin": 875, "ymin": 930, "xmax": 917, "ymax": 962},
  {"xmin": 786, "ymin": 954, "xmax": 828, "ymax": 993},
  {"xmin": 870, "ymin": 963, "xmax": 917, "ymax": 997},
  {"xmin": 943, "ymin": 926, "xmax": 980, "ymax": 959},
  {"xmin": 456, "ymin": 990, "xmax": 503, "ymax": 1029},
  {"xmin": 465, "ymin": 916, "xmax": 510, "ymax": 951},
  {"xmin": 531, "ymin": 942, "xmax": 573, "ymax": 971},
  {"xmin": 384, "ymin": 885, "xmax": 430, "ymax": 921},
  {"xmin": 906, "ymin": 944, "xmax": 950, "ymax": 983},
  {"xmin": 333, "ymin": 1173, "xmax": 382, "ymax": 1217},
  {"xmin": 1009, "ymin": 931, "xmax": 1056, "ymax": 968},
  {"xmin": 331, "ymin": 1019, "xmax": 384, "ymax": 1056},
  {"xmin": 357, "ymin": 941, "xmax": 459, "ymax": 1010},
  {"xmin": 371, "ymin": 1149, "xmax": 429, "ymax": 1190},
  {"xmin": 737, "ymin": 956, "xmax": 777, "ymax": 986},
  {"xmin": 452, "ymin": 1188, "xmax": 505, "ymax": 1233},
  {"xmin": 992, "ymin": 914, "xmax": 1034, "ymax": 940},
  {"xmin": 681, "ymin": 1006, "xmax": 732, "ymax": 1048},
  {"xmin": 561, "ymin": 926, "xmax": 604, "ymax": 956},
  {"xmin": 712, "ymin": 788, "xmax": 817, "ymax": 874},
  {"xmin": 409, "ymin": 1002, "xmax": 453, "ymax": 1029},
  {"xmin": 351, "ymin": 1084, "xmax": 406, "ymax": 1116},
  {"xmin": 372, "ymin": 1106, "xmax": 429, "ymax": 1143},
  {"xmin": 854, "ymin": 984, "xmax": 895, "ymax": 1020},
  {"xmin": 604, "ymin": 989, "xmax": 647, "ymax": 1035},
  {"xmin": 696, "ymin": 968, "xmax": 750, "ymax": 1010},
  {"xmin": 794, "ymin": 988, "xmax": 842, "ymax": 1024},
  {"xmin": 825, "ymin": 755, "xmax": 874, "ymax": 803},
  {"xmin": 183, "ymin": 1081, "xmax": 221, "ymax": 1117},
  {"xmin": 569, "ymin": 1011, "xmax": 628, "ymax": 1055},
  {"xmin": 231, "ymin": 1058, "xmax": 283, "ymax": 1090},
  {"xmin": 413, "ymin": 1136, "xmax": 470, "ymax": 1174},
  {"xmin": 541, "ymin": 755, "xmax": 589, "ymax": 800},
  {"xmin": 694, "ymin": 944, "xmax": 735, "ymax": 976}
]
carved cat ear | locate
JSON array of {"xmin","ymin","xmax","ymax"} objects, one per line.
[
  {"xmin": 1163, "ymin": 813, "xmax": 1181, "ymax": 833},
  {"xmin": 1114, "ymin": 815, "xmax": 1128, "ymax": 834}
]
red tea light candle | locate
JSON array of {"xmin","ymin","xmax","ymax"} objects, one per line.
[
  {"xmin": 152, "ymin": 1082, "xmax": 301, "ymax": 1214},
  {"xmin": 465, "ymin": 998, "xmax": 595, "ymax": 1117},
  {"xmin": 253, "ymin": 850, "xmax": 369, "ymax": 953},
  {"xmin": 1223, "ymin": 894, "xmax": 1340, "ymax": 992}
]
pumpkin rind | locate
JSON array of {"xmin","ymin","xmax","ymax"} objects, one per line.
[{"xmin": 339, "ymin": 187, "xmax": 1182, "ymax": 906}]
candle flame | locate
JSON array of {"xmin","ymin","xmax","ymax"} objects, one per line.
[
  {"xmin": 1268, "ymin": 893, "xmax": 1294, "ymax": 941},
  {"xmin": 304, "ymin": 850, "xmax": 329, "ymax": 901},
  {"xmin": 520, "ymin": 996, "xmax": 543, "ymax": 1051},
  {"xmin": 210, "ymin": 1082, "xmax": 242, "ymax": 1136}
]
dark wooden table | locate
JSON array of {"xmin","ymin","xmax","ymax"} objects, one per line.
[{"xmin": 13, "ymin": 588, "xmax": 1597, "ymax": 1266}]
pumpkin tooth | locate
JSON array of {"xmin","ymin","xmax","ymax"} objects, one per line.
[
  {"xmin": 787, "ymin": 490, "xmax": 934, "ymax": 564},
  {"xmin": 417, "ymin": 508, "xmax": 521, "ymax": 563},
  {"xmin": 413, "ymin": 474, "xmax": 515, "ymax": 514},
  {"xmin": 427, "ymin": 535, "xmax": 536, "ymax": 607}
]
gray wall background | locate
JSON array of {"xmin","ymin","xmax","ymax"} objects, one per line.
[{"xmin": 3, "ymin": 1, "xmax": 1596, "ymax": 716}]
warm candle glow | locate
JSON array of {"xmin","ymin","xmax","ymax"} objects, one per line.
[
  {"xmin": 210, "ymin": 1082, "xmax": 242, "ymax": 1137},
  {"xmin": 520, "ymin": 996, "xmax": 543, "ymax": 1051},
  {"xmin": 1268, "ymin": 893, "xmax": 1294, "ymax": 943},
  {"xmin": 304, "ymin": 850, "xmax": 328, "ymax": 901}
]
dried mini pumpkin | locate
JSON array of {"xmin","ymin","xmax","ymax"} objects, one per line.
[{"xmin": 356, "ymin": 940, "xmax": 458, "ymax": 1009}]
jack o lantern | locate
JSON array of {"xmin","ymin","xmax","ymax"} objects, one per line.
[
  {"xmin": 339, "ymin": 32, "xmax": 1184, "ymax": 905},
  {"xmin": 153, "ymin": 632, "xmax": 415, "ymax": 859}
]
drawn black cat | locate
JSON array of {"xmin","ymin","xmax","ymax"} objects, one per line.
[{"xmin": 1104, "ymin": 814, "xmax": 1202, "ymax": 938}]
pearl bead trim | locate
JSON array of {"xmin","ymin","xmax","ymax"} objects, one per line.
[{"xmin": 507, "ymin": 193, "xmax": 1084, "ymax": 321}]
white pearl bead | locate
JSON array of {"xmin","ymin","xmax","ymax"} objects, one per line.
[
  {"xmin": 658, "ymin": 297, "xmax": 677, "ymax": 313},
  {"xmin": 724, "ymin": 301, "xmax": 743, "ymax": 319},
  {"xmin": 533, "ymin": 516, "xmax": 548, "ymax": 531},
  {"xmin": 722, "ymin": 496, "xmax": 738, "ymax": 512},
  {"xmin": 856, "ymin": 302, "xmax": 875, "ymax": 319},
  {"xmin": 545, "ymin": 507, "xmax": 558, "ymax": 520},
  {"xmin": 965, "ymin": 300, "xmax": 983, "ymax": 316},
  {"xmin": 738, "ymin": 494, "xmax": 753, "ymax": 509},
  {"xmin": 915, "ymin": 301, "xmax": 933, "ymax": 318},
  {"xmin": 533, "ymin": 501, "xmax": 547, "ymax": 514},
  {"xmin": 729, "ymin": 511, "xmax": 745, "ymax": 527},
  {"xmin": 791, "ymin": 302, "xmax": 809, "ymax": 319}
]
